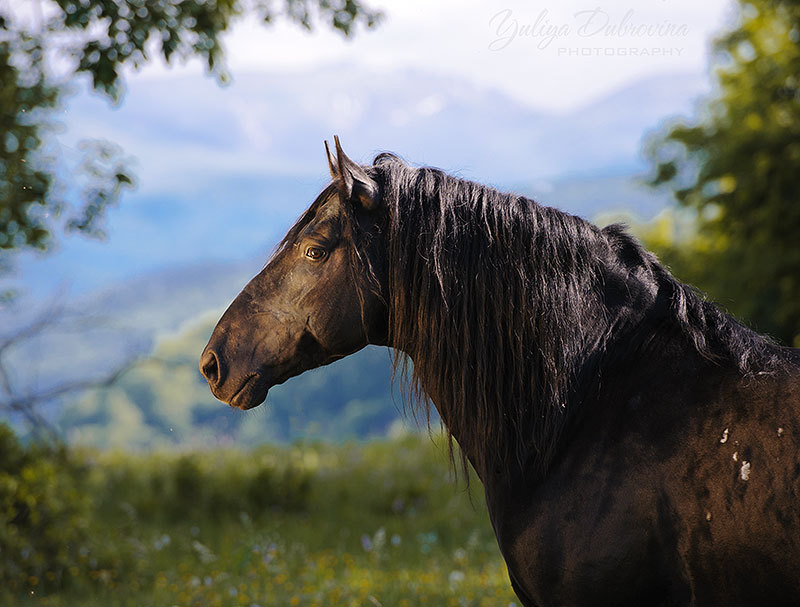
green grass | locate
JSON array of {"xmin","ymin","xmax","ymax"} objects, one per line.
[{"xmin": 3, "ymin": 434, "xmax": 518, "ymax": 607}]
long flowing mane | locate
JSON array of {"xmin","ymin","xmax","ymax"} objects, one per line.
[{"xmin": 366, "ymin": 154, "xmax": 781, "ymax": 479}]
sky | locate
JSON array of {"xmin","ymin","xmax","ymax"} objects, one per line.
[
  {"xmin": 135, "ymin": 0, "xmax": 737, "ymax": 112},
  {"xmin": 53, "ymin": 0, "xmax": 740, "ymax": 194}
]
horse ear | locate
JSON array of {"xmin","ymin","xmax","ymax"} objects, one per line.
[
  {"xmin": 333, "ymin": 135, "xmax": 380, "ymax": 211},
  {"xmin": 324, "ymin": 140, "xmax": 338, "ymax": 180}
]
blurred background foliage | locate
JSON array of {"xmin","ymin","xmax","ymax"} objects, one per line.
[
  {"xmin": 0, "ymin": 424, "xmax": 89, "ymax": 593},
  {"xmin": 645, "ymin": 0, "xmax": 800, "ymax": 345}
]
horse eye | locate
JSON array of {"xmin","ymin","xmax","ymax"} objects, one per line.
[{"xmin": 305, "ymin": 246, "xmax": 327, "ymax": 261}]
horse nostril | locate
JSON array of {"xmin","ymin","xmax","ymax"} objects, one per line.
[{"xmin": 200, "ymin": 350, "xmax": 221, "ymax": 387}]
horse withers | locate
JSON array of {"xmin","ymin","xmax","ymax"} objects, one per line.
[{"xmin": 200, "ymin": 137, "xmax": 800, "ymax": 606}]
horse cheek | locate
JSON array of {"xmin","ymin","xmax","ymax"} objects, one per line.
[{"xmin": 306, "ymin": 258, "xmax": 366, "ymax": 354}]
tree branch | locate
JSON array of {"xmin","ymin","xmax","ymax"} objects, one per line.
[{"xmin": 0, "ymin": 302, "xmax": 141, "ymax": 442}]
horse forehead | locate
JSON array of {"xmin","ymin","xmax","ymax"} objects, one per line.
[
  {"xmin": 303, "ymin": 193, "xmax": 344, "ymax": 231},
  {"xmin": 317, "ymin": 191, "xmax": 344, "ymax": 218}
]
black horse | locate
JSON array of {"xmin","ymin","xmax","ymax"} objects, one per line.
[{"xmin": 200, "ymin": 138, "xmax": 800, "ymax": 606}]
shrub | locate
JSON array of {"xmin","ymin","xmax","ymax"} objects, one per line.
[
  {"xmin": 0, "ymin": 424, "xmax": 90, "ymax": 592},
  {"xmin": 88, "ymin": 448, "xmax": 315, "ymax": 524}
]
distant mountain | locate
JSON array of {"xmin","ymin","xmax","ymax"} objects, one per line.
[
  {"xmin": 58, "ymin": 317, "xmax": 411, "ymax": 449},
  {"xmin": 0, "ymin": 258, "xmax": 256, "ymax": 423}
]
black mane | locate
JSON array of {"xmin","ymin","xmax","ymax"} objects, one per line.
[{"xmin": 362, "ymin": 154, "xmax": 780, "ymax": 478}]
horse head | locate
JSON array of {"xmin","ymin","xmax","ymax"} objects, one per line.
[{"xmin": 199, "ymin": 137, "xmax": 388, "ymax": 410}]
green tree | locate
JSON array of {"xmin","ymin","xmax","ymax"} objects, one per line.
[
  {"xmin": 0, "ymin": 0, "xmax": 380, "ymax": 263},
  {"xmin": 646, "ymin": 0, "xmax": 800, "ymax": 345}
]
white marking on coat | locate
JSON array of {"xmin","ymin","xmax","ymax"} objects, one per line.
[
  {"xmin": 720, "ymin": 428, "xmax": 729, "ymax": 444},
  {"xmin": 778, "ymin": 427, "xmax": 784, "ymax": 437},
  {"xmin": 705, "ymin": 511, "xmax": 712, "ymax": 521},
  {"xmin": 732, "ymin": 451, "xmax": 738, "ymax": 462},
  {"xmin": 740, "ymin": 461, "xmax": 751, "ymax": 481}
]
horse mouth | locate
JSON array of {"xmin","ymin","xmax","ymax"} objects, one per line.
[
  {"xmin": 227, "ymin": 367, "xmax": 299, "ymax": 410},
  {"xmin": 223, "ymin": 338, "xmax": 333, "ymax": 410},
  {"xmin": 228, "ymin": 373, "xmax": 270, "ymax": 410}
]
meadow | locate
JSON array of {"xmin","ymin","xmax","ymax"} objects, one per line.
[{"xmin": 0, "ymin": 427, "xmax": 518, "ymax": 607}]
